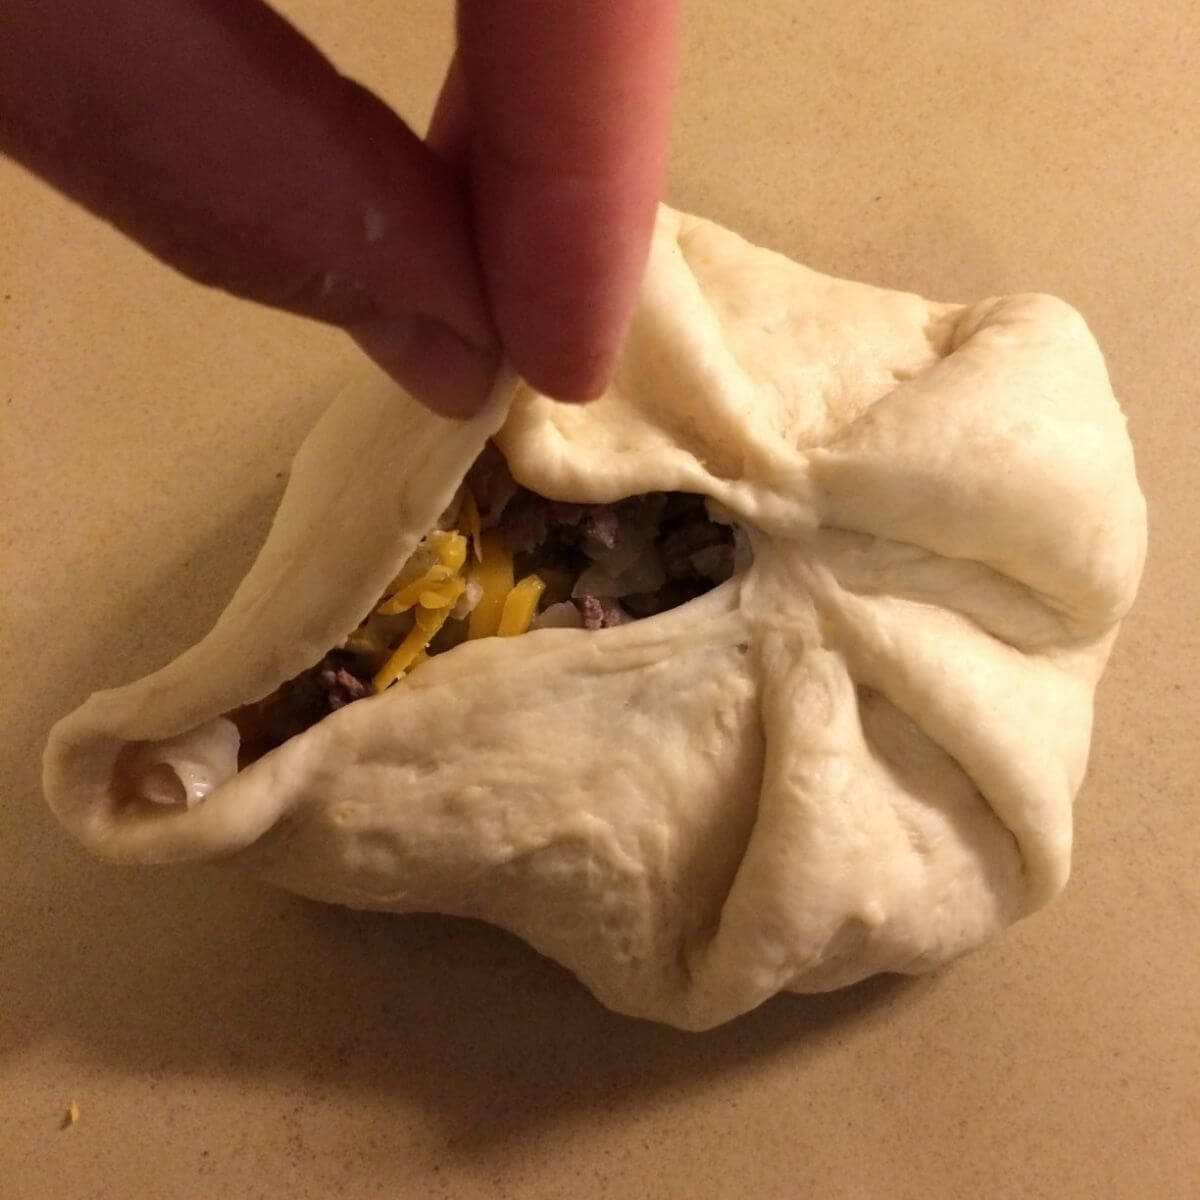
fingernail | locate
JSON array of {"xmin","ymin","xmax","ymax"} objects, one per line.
[{"xmin": 350, "ymin": 316, "xmax": 500, "ymax": 419}]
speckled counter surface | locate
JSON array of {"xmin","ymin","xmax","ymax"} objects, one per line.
[{"xmin": 3, "ymin": 3, "xmax": 1196, "ymax": 1196}]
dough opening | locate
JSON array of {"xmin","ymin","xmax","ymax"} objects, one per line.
[{"xmin": 227, "ymin": 442, "xmax": 749, "ymax": 769}]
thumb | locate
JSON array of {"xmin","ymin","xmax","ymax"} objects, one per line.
[{"xmin": 0, "ymin": 0, "xmax": 498, "ymax": 418}]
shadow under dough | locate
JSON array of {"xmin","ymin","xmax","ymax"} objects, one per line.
[{"xmin": 7, "ymin": 856, "xmax": 925, "ymax": 1153}]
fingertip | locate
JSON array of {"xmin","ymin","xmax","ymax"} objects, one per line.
[
  {"xmin": 516, "ymin": 346, "xmax": 616, "ymax": 405},
  {"xmin": 454, "ymin": 0, "xmax": 675, "ymax": 412},
  {"xmin": 351, "ymin": 316, "xmax": 500, "ymax": 419}
]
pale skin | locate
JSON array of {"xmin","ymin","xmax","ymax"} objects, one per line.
[{"xmin": 0, "ymin": 0, "xmax": 679, "ymax": 416}]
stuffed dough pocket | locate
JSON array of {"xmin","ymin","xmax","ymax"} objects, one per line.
[{"xmin": 44, "ymin": 207, "xmax": 1146, "ymax": 1029}]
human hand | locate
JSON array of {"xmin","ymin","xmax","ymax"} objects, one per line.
[{"xmin": 0, "ymin": 1, "xmax": 677, "ymax": 416}]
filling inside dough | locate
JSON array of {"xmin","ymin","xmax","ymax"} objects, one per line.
[{"xmin": 228, "ymin": 442, "xmax": 740, "ymax": 765}]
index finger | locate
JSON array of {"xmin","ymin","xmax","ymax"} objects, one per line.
[{"xmin": 454, "ymin": 0, "xmax": 679, "ymax": 402}]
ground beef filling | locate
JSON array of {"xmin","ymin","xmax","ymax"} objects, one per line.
[{"xmin": 230, "ymin": 446, "xmax": 737, "ymax": 764}]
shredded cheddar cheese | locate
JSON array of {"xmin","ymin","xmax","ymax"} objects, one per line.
[
  {"xmin": 363, "ymin": 500, "xmax": 552, "ymax": 691},
  {"xmin": 377, "ymin": 565, "xmax": 452, "ymax": 614},
  {"xmin": 370, "ymin": 530, "xmax": 475, "ymax": 690},
  {"xmin": 434, "ymin": 530, "xmax": 468, "ymax": 573},
  {"xmin": 416, "ymin": 574, "xmax": 467, "ymax": 611},
  {"xmin": 497, "ymin": 574, "xmax": 546, "ymax": 637},
  {"xmin": 468, "ymin": 530, "xmax": 515, "ymax": 639},
  {"xmin": 384, "ymin": 530, "xmax": 465, "ymax": 587},
  {"xmin": 372, "ymin": 603, "xmax": 455, "ymax": 692}
]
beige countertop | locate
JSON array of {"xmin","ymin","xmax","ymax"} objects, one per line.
[{"xmin": 3, "ymin": 2, "xmax": 1197, "ymax": 1196}]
